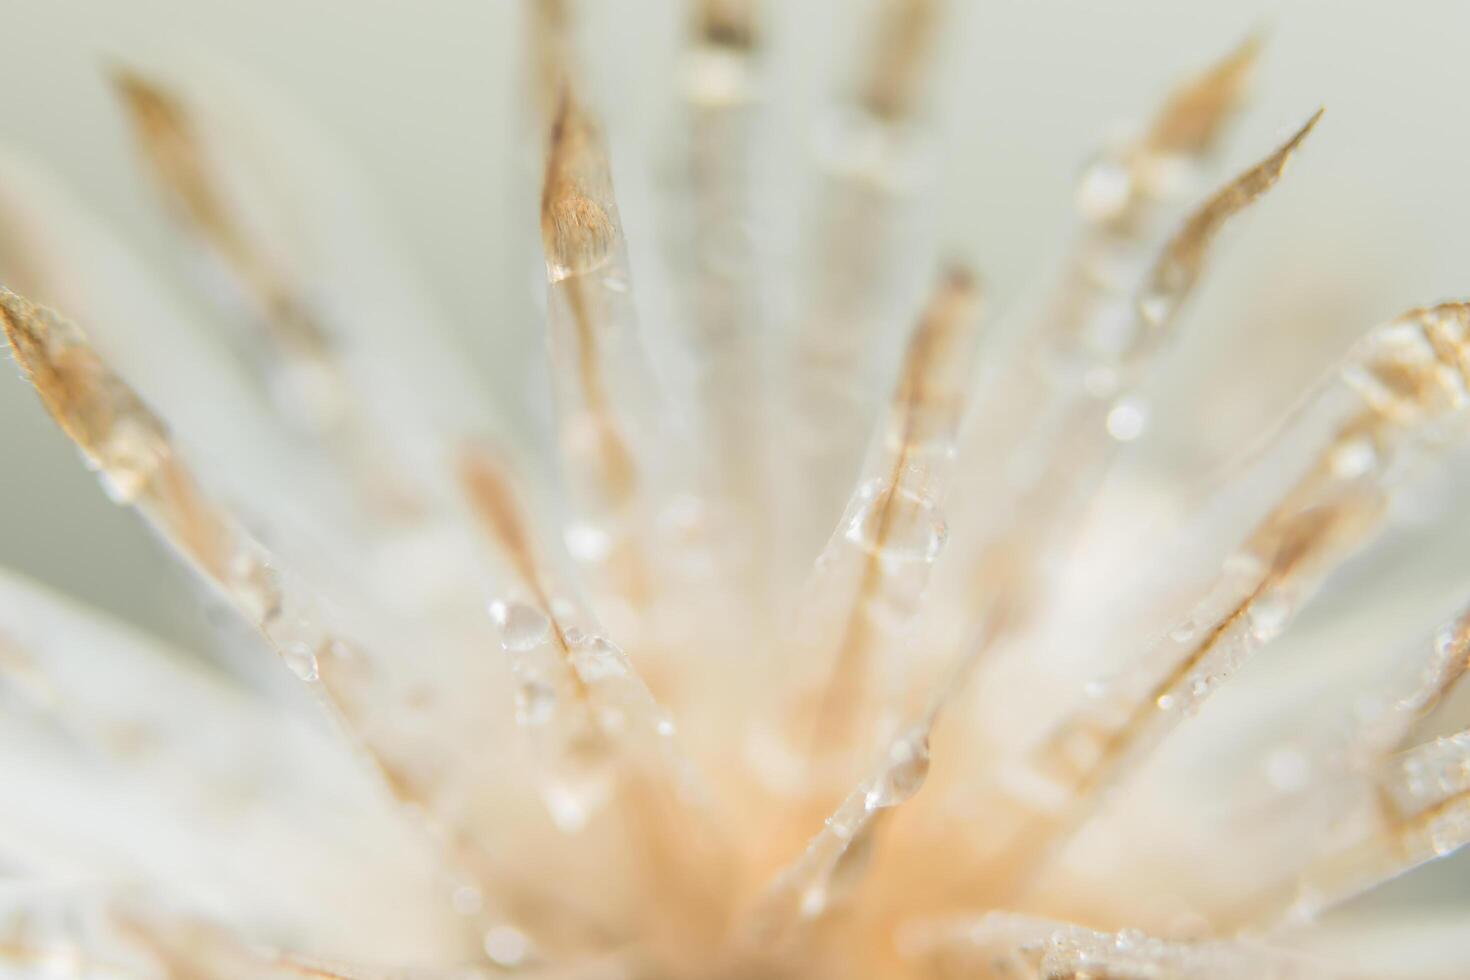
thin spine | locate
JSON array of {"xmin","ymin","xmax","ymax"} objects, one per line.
[
  {"xmin": 459, "ymin": 444, "xmax": 733, "ymax": 955},
  {"xmin": 741, "ymin": 157, "xmax": 1321, "ymax": 926},
  {"xmin": 782, "ymin": 0, "xmax": 945, "ymax": 577},
  {"xmin": 741, "ymin": 723, "xmax": 934, "ymax": 949},
  {"xmin": 677, "ymin": 0, "xmax": 771, "ymax": 615},
  {"xmin": 539, "ymin": 87, "xmax": 666, "ymax": 623},
  {"xmin": 0, "ymin": 148, "xmax": 350, "ymax": 553},
  {"xmin": 742, "ymin": 269, "xmax": 988, "ymax": 946},
  {"xmin": 971, "ymin": 32, "xmax": 1261, "ymax": 425},
  {"xmin": 897, "ymin": 911, "xmax": 1364, "ymax": 979},
  {"xmin": 0, "ymin": 941, "xmax": 153, "ymax": 979},
  {"xmin": 932, "ymin": 111, "xmax": 1321, "ymax": 722},
  {"xmin": 740, "ymin": 608, "xmax": 1011, "ymax": 949},
  {"xmin": 984, "ymin": 301, "xmax": 1470, "ymax": 900},
  {"xmin": 528, "ymin": 0, "xmax": 574, "ymax": 125},
  {"xmin": 459, "ymin": 445, "xmax": 690, "ymax": 824},
  {"xmin": 695, "ymin": 0, "xmax": 759, "ymax": 52},
  {"xmin": 746, "ymin": 122, "xmax": 1311, "ymax": 887},
  {"xmin": 458, "ymin": 444, "xmax": 607, "ymax": 828},
  {"xmin": 1231, "ymin": 604, "xmax": 1470, "ymax": 931},
  {"xmin": 855, "ymin": 0, "xmax": 941, "ymax": 124},
  {"xmin": 110, "ymin": 69, "xmax": 425, "ymax": 521},
  {"xmin": 782, "ymin": 268, "xmax": 982, "ymax": 770},
  {"xmin": 943, "ymin": 35, "xmax": 1264, "ymax": 618},
  {"xmin": 1249, "ymin": 729, "xmax": 1470, "ymax": 931},
  {"xmin": 1355, "ymin": 603, "xmax": 1470, "ymax": 758},
  {"xmin": 0, "ymin": 289, "xmax": 521, "ymax": 945}
]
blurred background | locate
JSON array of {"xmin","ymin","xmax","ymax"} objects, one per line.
[{"xmin": 2, "ymin": 0, "xmax": 1469, "ymax": 651}]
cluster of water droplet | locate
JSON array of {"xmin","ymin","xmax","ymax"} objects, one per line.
[{"xmin": 1380, "ymin": 731, "xmax": 1470, "ymax": 817}]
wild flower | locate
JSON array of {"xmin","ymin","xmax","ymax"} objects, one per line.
[{"xmin": 1, "ymin": 2, "xmax": 1468, "ymax": 978}]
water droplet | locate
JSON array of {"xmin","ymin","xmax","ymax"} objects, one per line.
[
  {"xmin": 798, "ymin": 882, "xmax": 828, "ymax": 918},
  {"xmin": 686, "ymin": 43, "xmax": 755, "ymax": 106},
  {"xmin": 281, "ymin": 641, "xmax": 319, "ymax": 682},
  {"xmin": 812, "ymin": 105, "xmax": 931, "ymax": 191},
  {"xmin": 1330, "ymin": 437, "xmax": 1378, "ymax": 479},
  {"xmin": 844, "ymin": 480, "xmax": 946, "ymax": 563},
  {"xmin": 541, "ymin": 737, "xmax": 614, "ymax": 832},
  {"xmin": 823, "ymin": 823, "xmax": 877, "ymax": 907},
  {"xmin": 824, "ymin": 814, "xmax": 854, "ymax": 841},
  {"xmin": 490, "ymin": 600, "xmax": 551, "ymax": 652},
  {"xmin": 564, "ymin": 522, "xmax": 612, "ymax": 563},
  {"xmin": 1076, "ymin": 157, "xmax": 1133, "ymax": 222},
  {"xmin": 1105, "ymin": 397, "xmax": 1148, "ymax": 442},
  {"xmin": 229, "ymin": 552, "xmax": 282, "ymax": 625},
  {"xmin": 1114, "ymin": 928, "xmax": 1147, "ymax": 951},
  {"xmin": 1168, "ymin": 621, "xmax": 1197, "ymax": 644},
  {"xmin": 1248, "ymin": 594, "xmax": 1291, "ymax": 641},
  {"xmin": 1155, "ymin": 692, "xmax": 1179, "ymax": 711},
  {"xmin": 656, "ymin": 716, "xmax": 676, "ymax": 737},
  {"xmin": 1137, "ymin": 288, "xmax": 1175, "ymax": 329},
  {"xmin": 483, "ymin": 925, "xmax": 531, "ymax": 967},
  {"xmin": 864, "ymin": 729, "xmax": 930, "ymax": 810},
  {"xmin": 569, "ymin": 634, "xmax": 628, "ymax": 682},
  {"xmin": 97, "ymin": 417, "xmax": 168, "ymax": 502}
]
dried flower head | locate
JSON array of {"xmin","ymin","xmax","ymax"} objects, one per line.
[{"xmin": 1, "ymin": 4, "xmax": 1468, "ymax": 980}]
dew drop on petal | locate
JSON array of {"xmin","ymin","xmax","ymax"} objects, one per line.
[
  {"xmin": 1076, "ymin": 157, "xmax": 1133, "ymax": 222},
  {"xmin": 569, "ymin": 634, "xmax": 629, "ymax": 682},
  {"xmin": 281, "ymin": 640, "xmax": 319, "ymax": 682},
  {"xmin": 844, "ymin": 480, "xmax": 947, "ymax": 563},
  {"xmin": 491, "ymin": 600, "xmax": 552, "ymax": 652},
  {"xmin": 864, "ymin": 729, "xmax": 931, "ymax": 810},
  {"xmin": 1248, "ymin": 594, "xmax": 1291, "ymax": 641},
  {"xmin": 483, "ymin": 925, "xmax": 531, "ymax": 968},
  {"xmin": 799, "ymin": 882, "xmax": 828, "ymax": 919},
  {"xmin": 229, "ymin": 552, "xmax": 283, "ymax": 625},
  {"xmin": 1106, "ymin": 398, "xmax": 1148, "ymax": 442},
  {"xmin": 564, "ymin": 521, "xmax": 612, "ymax": 563},
  {"xmin": 1330, "ymin": 436, "xmax": 1379, "ymax": 479},
  {"xmin": 1137, "ymin": 288, "xmax": 1175, "ymax": 329},
  {"xmin": 97, "ymin": 417, "xmax": 167, "ymax": 503},
  {"xmin": 541, "ymin": 741, "xmax": 614, "ymax": 832},
  {"xmin": 1168, "ymin": 621, "xmax": 1197, "ymax": 644}
]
